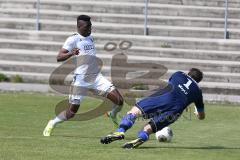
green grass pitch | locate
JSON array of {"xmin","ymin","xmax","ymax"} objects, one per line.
[{"xmin": 0, "ymin": 93, "xmax": 240, "ymax": 160}]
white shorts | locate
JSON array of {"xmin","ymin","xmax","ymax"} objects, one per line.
[{"xmin": 69, "ymin": 74, "xmax": 114, "ymax": 105}]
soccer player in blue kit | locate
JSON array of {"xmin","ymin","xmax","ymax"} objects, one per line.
[{"xmin": 100, "ymin": 68, "xmax": 205, "ymax": 149}]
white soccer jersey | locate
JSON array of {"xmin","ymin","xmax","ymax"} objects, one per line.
[
  {"xmin": 62, "ymin": 33, "xmax": 97, "ymax": 76},
  {"xmin": 63, "ymin": 33, "xmax": 114, "ymax": 104}
]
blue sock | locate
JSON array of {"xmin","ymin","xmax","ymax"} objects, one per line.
[
  {"xmin": 117, "ymin": 128, "xmax": 125, "ymax": 133},
  {"xmin": 138, "ymin": 131, "xmax": 149, "ymax": 142},
  {"xmin": 117, "ymin": 113, "xmax": 136, "ymax": 133}
]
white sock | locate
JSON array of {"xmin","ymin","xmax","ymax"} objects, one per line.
[
  {"xmin": 51, "ymin": 117, "xmax": 63, "ymax": 126},
  {"xmin": 110, "ymin": 105, "xmax": 122, "ymax": 118},
  {"xmin": 51, "ymin": 111, "xmax": 67, "ymax": 126}
]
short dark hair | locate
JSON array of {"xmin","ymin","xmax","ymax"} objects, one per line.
[
  {"xmin": 77, "ymin": 15, "xmax": 91, "ymax": 22},
  {"xmin": 188, "ymin": 68, "xmax": 203, "ymax": 83}
]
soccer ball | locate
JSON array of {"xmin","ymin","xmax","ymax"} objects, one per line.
[{"xmin": 155, "ymin": 127, "xmax": 173, "ymax": 142}]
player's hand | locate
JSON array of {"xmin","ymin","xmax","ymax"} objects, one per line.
[
  {"xmin": 71, "ymin": 48, "xmax": 80, "ymax": 55},
  {"xmin": 194, "ymin": 106, "xmax": 205, "ymax": 120},
  {"xmin": 194, "ymin": 106, "xmax": 198, "ymax": 116}
]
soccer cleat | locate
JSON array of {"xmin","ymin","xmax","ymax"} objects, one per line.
[
  {"xmin": 43, "ymin": 120, "xmax": 55, "ymax": 137},
  {"xmin": 106, "ymin": 111, "xmax": 119, "ymax": 128},
  {"xmin": 122, "ymin": 138, "xmax": 145, "ymax": 149},
  {"xmin": 100, "ymin": 132, "xmax": 125, "ymax": 144}
]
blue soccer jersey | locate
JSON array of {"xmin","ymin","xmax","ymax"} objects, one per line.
[
  {"xmin": 136, "ymin": 71, "xmax": 204, "ymax": 132},
  {"xmin": 168, "ymin": 71, "xmax": 204, "ymax": 112}
]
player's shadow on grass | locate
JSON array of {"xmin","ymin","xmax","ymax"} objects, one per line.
[
  {"xmin": 138, "ymin": 146, "xmax": 240, "ymax": 150},
  {"xmin": 53, "ymin": 135, "xmax": 140, "ymax": 140},
  {"xmin": 53, "ymin": 134, "xmax": 102, "ymax": 139}
]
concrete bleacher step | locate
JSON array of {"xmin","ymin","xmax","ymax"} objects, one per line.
[
  {"xmin": 157, "ymin": 0, "xmax": 240, "ymax": 8},
  {"xmin": 0, "ymin": 49, "xmax": 57, "ymax": 63},
  {"xmin": 0, "ymin": 60, "xmax": 58, "ymax": 73},
  {"xmin": 1, "ymin": 18, "xmax": 240, "ymax": 39},
  {"xmin": 0, "ymin": 50, "xmax": 239, "ymax": 74},
  {"xmin": 2, "ymin": 0, "xmax": 240, "ymax": 8},
  {"xmin": 200, "ymin": 82, "xmax": 240, "ymax": 95},
  {"xmin": 2, "ymin": 65, "xmax": 240, "ymax": 86},
  {"xmin": 1, "ymin": 70, "xmax": 240, "ymax": 96},
  {"xmin": 1, "ymin": 48, "xmax": 240, "ymax": 83},
  {"xmin": 0, "ymin": 48, "xmax": 240, "ymax": 78},
  {"xmin": 1, "ymin": 71, "xmax": 50, "ymax": 84},
  {"xmin": 81, "ymin": 0, "xmax": 240, "ymax": 8},
  {"xmin": 0, "ymin": 39, "xmax": 240, "ymax": 58},
  {"xmin": 0, "ymin": 38, "xmax": 61, "ymax": 51},
  {"xmin": 3, "ymin": 68, "xmax": 239, "ymax": 85},
  {"xmin": 1, "ymin": 0, "xmax": 240, "ymax": 18},
  {"xmin": 2, "ymin": 70, "xmax": 240, "ymax": 85},
  {"xmin": 94, "ymin": 34, "xmax": 240, "ymax": 51},
  {"xmin": 1, "ymin": 37, "xmax": 240, "ymax": 61},
  {"xmin": 1, "ymin": 46, "xmax": 240, "ymax": 62},
  {"xmin": 99, "ymin": 55, "xmax": 240, "ymax": 74},
  {"xmin": 1, "ymin": 9, "xmax": 240, "ymax": 28},
  {"xmin": 1, "ymin": 29, "xmax": 240, "ymax": 51}
]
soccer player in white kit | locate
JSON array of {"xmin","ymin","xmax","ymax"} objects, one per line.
[{"xmin": 43, "ymin": 15, "xmax": 124, "ymax": 136}]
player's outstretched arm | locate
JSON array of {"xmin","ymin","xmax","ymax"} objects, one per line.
[{"xmin": 57, "ymin": 48, "xmax": 79, "ymax": 62}]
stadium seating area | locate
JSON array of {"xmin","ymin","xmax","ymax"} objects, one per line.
[{"xmin": 0, "ymin": 0, "xmax": 240, "ymax": 102}]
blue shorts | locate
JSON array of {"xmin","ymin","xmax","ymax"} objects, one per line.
[{"xmin": 136, "ymin": 92, "xmax": 184, "ymax": 132}]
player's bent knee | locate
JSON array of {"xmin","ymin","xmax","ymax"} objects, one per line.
[
  {"xmin": 143, "ymin": 124, "xmax": 153, "ymax": 135},
  {"xmin": 127, "ymin": 106, "xmax": 142, "ymax": 117},
  {"xmin": 148, "ymin": 120, "xmax": 157, "ymax": 133}
]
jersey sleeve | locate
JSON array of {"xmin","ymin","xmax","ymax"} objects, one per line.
[
  {"xmin": 62, "ymin": 36, "xmax": 76, "ymax": 52},
  {"xmin": 194, "ymin": 90, "xmax": 205, "ymax": 113}
]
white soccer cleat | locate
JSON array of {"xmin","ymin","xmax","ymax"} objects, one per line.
[{"xmin": 43, "ymin": 120, "xmax": 55, "ymax": 137}]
